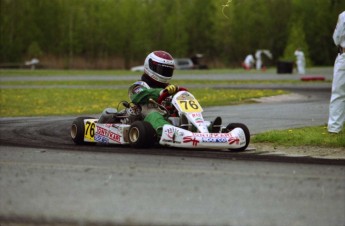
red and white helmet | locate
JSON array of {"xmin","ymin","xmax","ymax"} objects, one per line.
[{"xmin": 144, "ymin": 50, "xmax": 175, "ymax": 85}]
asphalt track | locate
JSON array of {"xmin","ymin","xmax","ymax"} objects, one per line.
[{"xmin": 1, "ymin": 69, "xmax": 345, "ymax": 226}]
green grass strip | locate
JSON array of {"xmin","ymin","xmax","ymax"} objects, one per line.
[
  {"xmin": 0, "ymin": 88, "xmax": 286, "ymax": 117},
  {"xmin": 0, "ymin": 79, "xmax": 309, "ymax": 86},
  {"xmin": 0, "ymin": 68, "xmax": 277, "ymax": 76},
  {"xmin": 0, "ymin": 69, "xmax": 133, "ymax": 76},
  {"xmin": 0, "ymin": 67, "xmax": 332, "ymax": 77},
  {"xmin": 252, "ymin": 125, "xmax": 345, "ymax": 148}
]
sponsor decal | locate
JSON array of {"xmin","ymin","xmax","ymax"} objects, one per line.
[
  {"xmin": 228, "ymin": 135, "xmax": 240, "ymax": 145},
  {"xmin": 108, "ymin": 131, "xmax": 121, "ymax": 143},
  {"xmin": 193, "ymin": 133, "xmax": 233, "ymax": 138},
  {"xmin": 191, "ymin": 113, "xmax": 202, "ymax": 118},
  {"xmin": 202, "ymin": 137, "xmax": 228, "ymax": 143},
  {"xmin": 95, "ymin": 134, "xmax": 109, "ymax": 143},
  {"xmin": 183, "ymin": 136, "xmax": 199, "ymax": 146},
  {"xmin": 133, "ymin": 86, "xmax": 144, "ymax": 94},
  {"xmin": 176, "ymin": 92, "xmax": 193, "ymax": 100},
  {"xmin": 96, "ymin": 126, "xmax": 108, "ymax": 136},
  {"xmin": 194, "ymin": 117, "xmax": 204, "ymax": 123},
  {"xmin": 164, "ymin": 127, "xmax": 184, "ymax": 142}
]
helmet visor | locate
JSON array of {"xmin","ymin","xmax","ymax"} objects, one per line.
[{"xmin": 149, "ymin": 59, "xmax": 174, "ymax": 78}]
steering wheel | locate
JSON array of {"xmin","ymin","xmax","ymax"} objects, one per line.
[{"xmin": 157, "ymin": 86, "xmax": 188, "ymax": 104}]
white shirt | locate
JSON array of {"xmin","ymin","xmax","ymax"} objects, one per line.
[
  {"xmin": 244, "ymin": 54, "xmax": 255, "ymax": 65},
  {"xmin": 333, "ymin": 11, "xmax": 345, "ymax": 48},
  {"xmin": 294, "ymin": 50, "xmax": 305, "ymax": 62},
  {"xmin": 255, "ymin": 50, "xmax": 262, "ymax": 60}
]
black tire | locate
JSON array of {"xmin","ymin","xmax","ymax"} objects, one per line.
[
  {"xmin": 225, "ymin": 123, "xmax": 250, "ymax": 152},
  {"xmin": 70, "ymin": 117, "xmax": 96, "ymax": 145},
  {"xmin": 128, "ymin": 121, "xmax": 156, "ymax": 148}
]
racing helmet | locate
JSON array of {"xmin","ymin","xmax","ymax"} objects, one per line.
[{"xmin": 143, "ymin": 50, "xmax": 175, "ymax": 86}]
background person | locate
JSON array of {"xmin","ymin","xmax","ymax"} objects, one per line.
[
  {"xmin": 242, "ymin": 54, "xmax": 255, "ymax": 70},
  {"xmin": 255, "ymin": 49, "xmax": 272, "ymax": 71},
  {"xmin": 255, "ymin": 50, "xmax": 262, "ymax": 70},
  {"xmin": 328, "ymin": 11, "xmax": 345, "ymax": 134},
  {"xmin": 294, "ymin": 48, "xmax": 306, "ymax": 74}
]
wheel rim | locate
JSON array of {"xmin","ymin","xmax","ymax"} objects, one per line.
[
  {"xmin": 129, "ymin": 127, "xmax": 139, "ymax": 143},
  {"xmin": 71, "ymin": 124, "xmax": 77, "ymax": 139}
]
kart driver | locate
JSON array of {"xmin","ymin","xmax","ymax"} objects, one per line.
[{"xmin": 128, "ymin": 50, "xmax": 222, "ymax": 136}]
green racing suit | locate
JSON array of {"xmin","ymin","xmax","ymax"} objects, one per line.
[{"xmin": 130, "ymin": 85, "xmax": 171, "ymax": 136}]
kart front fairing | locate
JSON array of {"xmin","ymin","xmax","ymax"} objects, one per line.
[
  {"xmin": 158, "ymin": 90, "xmax": 247, "ymax": 149},
  {"xmin": 160, "ymin": 125, "xmax": 247, "ymax": 149}
]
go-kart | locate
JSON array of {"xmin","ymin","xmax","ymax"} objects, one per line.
[{"xmin": 70, "ymin": 88, "xmax": 250, "ymax": 151}]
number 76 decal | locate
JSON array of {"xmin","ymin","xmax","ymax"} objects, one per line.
[
  {"xmin": 177, "ymin": 100, "xmax": 202, "ymax": 113},
  {"xmin": 84, "ymin": 121, "xmax": 95, "ymax": 141}
]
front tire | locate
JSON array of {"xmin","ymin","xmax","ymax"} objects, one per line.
[
  {"xmin": 226, "ymin": 123, "xmax": 250, "ymax": 151},
  {"xmin": 71, "ymin": 117, "xmax": 95, "ymax": 145},
  {"xmin": 128, "ymin": 121, "xmax": 156, "ymax": 148}
]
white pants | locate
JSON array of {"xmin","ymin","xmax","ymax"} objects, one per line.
[
  {"xmin": 256, "ymin": 59, "xmax": 262, "ymax": 70},
  {"xmin": 296, "ymin": 60, "xmax": 305, "ymax": 74},
  {"xmin": 328, "ymin": 53, "xmax": 345, "ymax": 133}
]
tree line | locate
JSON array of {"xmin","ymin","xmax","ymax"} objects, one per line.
[{"xmin": 0, "ymin": 0, "xmax": 344, "ymax": 69}]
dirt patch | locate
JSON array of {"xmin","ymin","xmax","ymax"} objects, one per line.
[{"xmin": 249, "ymin": 143, "xmax": 345, "ymax": 159}]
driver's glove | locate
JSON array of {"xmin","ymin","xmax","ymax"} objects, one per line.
[{"xmin": 165, "ymin": 84, "xmax": 178, "ymax": 95}]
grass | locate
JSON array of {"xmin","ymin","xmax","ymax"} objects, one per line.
[
  {"xmin": 0, "ymin": 88, "xmax": 127, "ymax": 117},
  {"xmin": 0, "ymin": 79, "xmax": 306, "ymax": 86},
  {"xmin": 0, "ymin": 68, "xmax": 289, "ymax": 117},
  {"xmin": 0, "ymin": 68, "xmax": 278, "ymax": 76},
  {"xmin": 252, "ymin": 125, "xmax": 345, "ymax": 148},
  {"xmin": 0, "ymin": 69, "xmax": 134, "ymax": 76},
  {"xmin": 0, "ymin": 66, "xmax": 333, "ymax": 76},
  {"xmin": 0, "ymin": 88, "xmax": 286, "ymax": 117}
]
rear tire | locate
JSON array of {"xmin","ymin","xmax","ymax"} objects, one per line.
[
  {"xmin": 128, "ymin": 121, "xmax": 156, "ymax": 148},
  {"xmin": 71, "ymin": 117, "xmax": 96, "ymax": 145},
  {"xmin": 226, "ymin": 123, "xmax": 250, "ymax": 151}
]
